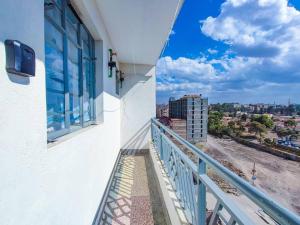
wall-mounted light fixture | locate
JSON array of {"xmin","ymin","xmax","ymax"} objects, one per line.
[
  {"xmin": 5, "ymin": 40, "xmax": 35, "ymax": 77},
  {"xmin": 108, "ymin": 49, "xmax": 117, "ymax": 78},
  {"xmin": 117, "ymin": 70, "xmax": 125, "ymax": 88}
]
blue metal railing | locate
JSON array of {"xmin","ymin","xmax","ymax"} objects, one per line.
[{"xmin": 151, "ymin": 118, "xmax": 300, "ymax": 225}]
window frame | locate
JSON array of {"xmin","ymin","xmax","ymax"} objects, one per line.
[{"xmin": 45, "ymin": 0, "xmax": 96, "ymax": 141}]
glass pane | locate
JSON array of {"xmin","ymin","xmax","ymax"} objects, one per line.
[
  {"xmin": 46, "ymin": 92, "xmax": 65, "ymax": 133},
  {"xmin": 45, "ymin": 20, "xmax": 65, "ymax": 133},
  {"xmin": 66, "ymin": 6, "xmax": 79, "ymax": 42},
  {"xmin": 66, "ymin": 20, "xmax": 78, "ymax": 43},
  {"xmin": 81, "ymin": 27, "xmax": 89, "ymax": 44},
  {"xmin": 68, "ymin": 40, "xmax": 80, "ymax": 126},
  {"xmin": 44, "ymin": 1, "xmax": 62, "ymax": 26},
  {"xmin": 54, "ymin": 0, "xmax": 62, "ymax": 8},
  {"xmin": 66, "ymin": 6, "xmax": 79, "ymax": 26},
  {"xmin": 45, "ymin": 19, "xmax": 63, "ymax": 52},
  {"xmin": 83, "ymin": 58, "xmax": 91, "ymax": 122},
  {"xmin": 83, "ymin": 42, "xmax": 90, "ymax": 57},
  {"xmin": 68, "ymin": 40, "xmax": 79, "ymax": 65},
  {"xmin": 69, "ymin": 94, "xmax": 80, "ymax": 126}
]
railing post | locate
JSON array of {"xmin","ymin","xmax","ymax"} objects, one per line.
[
  {"xmin": 159, "ymin": 126, "xmax": 164, "ymax": 160},
  {"xmin": 197, "ymin": 159, "xmax": 206, "ymax": 225},
  {"xmin": 151, "ymin": 120, "xmax": 154, "ymax": 141}
]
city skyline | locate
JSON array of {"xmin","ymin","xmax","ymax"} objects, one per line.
[{"xmin": 156, "ymin": 0, "xmax": 300, "ymax": 104}]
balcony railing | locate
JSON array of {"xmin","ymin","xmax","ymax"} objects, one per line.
[{"xmin": 151, "ymin": 118, "xmax": 300, "ymax": 225}]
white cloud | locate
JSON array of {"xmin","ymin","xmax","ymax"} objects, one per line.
[
  {"xmin": 157, "ymin": 0, "xmax": 300, "ymax": 103},
  {"xmin": 201, "ymin": 0, "xmax": 300, "ymax": 58},
  {"xmin": 208, "ymin": 48, "xmax": 218, "ymax": 54},
  {"xmin": 156, "ymin": 56, "xmax": 218, "ymax": 82}
]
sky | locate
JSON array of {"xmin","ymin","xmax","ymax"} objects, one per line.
[{"xmin": 156, "ymin": 0, "xmax": 300, "ymax": 104}]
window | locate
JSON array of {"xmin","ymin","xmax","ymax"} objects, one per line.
[{"xmin": 45, "ymin": 0, "xmax": 95, "ymax": 140}]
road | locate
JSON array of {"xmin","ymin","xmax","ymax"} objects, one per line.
[{"xmin": 205, "ymin": 135, "xmax": 300, "ymax": 215}]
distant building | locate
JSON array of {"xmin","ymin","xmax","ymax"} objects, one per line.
[
  {"xmin": 169, "ymin": 95, "xmax": 208, "ymax": 143},
  {"xmin": 156, "ymin": 104, "xmax": 169, "ymax": 118}
]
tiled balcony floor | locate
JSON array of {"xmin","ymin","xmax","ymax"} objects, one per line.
[{"xmin": 99, "ymin": 150, "xmax": 168, "ymax": 225}]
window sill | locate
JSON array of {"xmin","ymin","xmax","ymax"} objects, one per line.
[{"xmin": 47, "ymin": 121, "xmax": 103, "ymax": 149}]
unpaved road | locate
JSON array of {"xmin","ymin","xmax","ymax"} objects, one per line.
[{"xmin": 205, "ymin": 135, "xmax": 300, "ymax": 215}]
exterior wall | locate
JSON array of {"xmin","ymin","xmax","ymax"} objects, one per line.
[
  {"xmin": 0, "ymin": 1, "xmax": 123, "ymax": 225},
  {"xmin": 120, "ymin": 64, "xmax": 156, "ymax": 150}
]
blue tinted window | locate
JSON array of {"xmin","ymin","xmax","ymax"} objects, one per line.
[{"xmin": 45, "ymin": 0, "xmax": 95, "ymax": 140}]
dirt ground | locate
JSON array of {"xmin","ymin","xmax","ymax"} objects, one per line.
[{"xmin": 204, "ymin": 135, "xmax": 300, "ymax": 215}]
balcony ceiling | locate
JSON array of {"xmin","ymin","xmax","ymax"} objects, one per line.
[{"xmin": 95, "ymin": 0, "xmax": 184, "ymax": 65}]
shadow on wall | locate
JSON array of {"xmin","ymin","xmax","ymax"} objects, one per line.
[
  {"xmin": 120, "ymin": 63, "xmax": 153, "ymax": 97},
  {"xmin": 121, "ymin": 121, "xmax": 151, "ymax": 150},
  {"xmin": 7, "ymin": 73, "xmax": 30, "ymax": 85}
]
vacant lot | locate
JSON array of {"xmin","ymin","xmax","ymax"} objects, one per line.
[{"xmin": 205, "ymin": 135, "xmax": 300, "ymax": 215}]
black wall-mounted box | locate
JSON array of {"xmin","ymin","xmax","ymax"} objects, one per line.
[{"xmin": 5, "ymin": 40, "xmax": 35, "ymax": 77}]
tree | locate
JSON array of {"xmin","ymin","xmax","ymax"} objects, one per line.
[
  {"xmin": 208, "ymin": 111, "xmax": 226, "ymax": 137},
  {"xmin": 236, "ymin": 120, "xmax": 245, "ymax": 136},
  {"xmin": 228, "ymin": 121, "xmax": 236, "ymax": 129},
  {"xmin": 264, "ymin": 138, "xmax": 273, "ymax": 145},
  {"xmin": 241, "ymin": 114, "xmax": 247, "ymax": 122},
  {"xmin": 284, "ymin": 119, "xmax": 297, "ymax": 130},
  {"xmin": 249, "ymin": 121, "xmax": 267, "ymax": 142},
  {"xmin": 251, "ymin": 115, "xmax": 274, "ymax": 129}
]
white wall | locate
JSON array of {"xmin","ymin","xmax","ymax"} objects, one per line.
[
  {"xmin": 0, "ymin": 1, "xmax": 121, "ymax": 225},
  {"xmin": 0, "ymin": 0, "xmax": 158, "ymax": 224},
  {"xmin": 120, "ymin": 64, "xmax": 156, "ymax": 149}
]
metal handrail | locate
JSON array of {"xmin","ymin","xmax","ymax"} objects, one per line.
[{"xmin": 151, "ymin": 118, "xmax": 300, "ymax": 225}]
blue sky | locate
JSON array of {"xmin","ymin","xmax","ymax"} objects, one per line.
[{"xmin": 156, "ymin": 0, "xmax": 300, "ymax": 104}]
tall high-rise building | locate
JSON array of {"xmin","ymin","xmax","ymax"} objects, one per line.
[{"xmin": 169, "ymin": 95, "xmax": 208, "ymax": 143}]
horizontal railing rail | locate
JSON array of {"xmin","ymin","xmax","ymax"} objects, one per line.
[{"xmin": 151, "ymin": 118, "xmax": 300, "ymax": 225}]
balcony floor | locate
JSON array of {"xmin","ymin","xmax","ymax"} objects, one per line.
[{"xmin": 99, "ymin": 150, "xmax": 169, "ymax": 225}]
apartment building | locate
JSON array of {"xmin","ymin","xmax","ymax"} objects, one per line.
[
  {"xmin": 156, "ymin": 104, "xmax": 169, "ymax": 118},
  {"xmin": 169, "ymin": 95, "xmax": 208, "ymax": 143}
]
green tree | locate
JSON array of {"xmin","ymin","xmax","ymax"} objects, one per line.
[
  {"xmin": 284, "ymin": 119, "xmax": 297, "ymax": 130},
  {"xmin": 236, "ymin": 120, "xmax": 245, "ymax": 136},
  {"xmin": 251, "ymin": 115, "xmax": 274, "ymax": 129},
  {"xmin": 249, "ymin": 121, "xmax": 267, "ymax": 142},
  {"xmin": 228, "ymin": 121, "xmax": 236, "ymax": 129},
  {"xmin": 208, "ymin": 111, "xmax": 226, "ymax": 137}
]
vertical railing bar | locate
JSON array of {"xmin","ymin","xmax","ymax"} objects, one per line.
[
  {"xmin": 182, "ymin": 162, "xmax": 191, "ymax": 211},
  {"xmin": 186, "ymin": 166, "xmax": 195, "ymax": 213},
  {"xmin": 228, "ymin": 216, "xmax": 236, "ymax": 225},
  {"xmin": 209, "ymin": 200, "xmax": 222, "ymax": 225},
  {"xmin": 188, "ymin": 168, "xmax": 198, "ymax": 222},
  {"xmin": 179, "ymin": 161, "xmax": 187, "ymax": 209},
  {"xmin": 169, "ymin": 146, "xmax": 176, "ymax": 186},
  {"xmin": 151, "ymin": 121, "xmax": 154, "ymax": 141},
  {"xmin": 177, "ymin": 156, "xmax": 185, "ymax": 206},
  {"xmin": 173, "ymin": 151, "xmax": 180, "ymax": 192},
  {"xmin": 197, "ymin": 158, "xmax": 206, "ymax": 225},
  {"xmin": 183, "ymin": 166, "xmax": 192, "ymax": 211},
  {"xmin": 187, "ymin": 167, "xmax": 197, "ymax": 224},
  {"xmin": 176, "ymin": 151, "xmax": 185, "ymax": 202},
  {"xmin": 159, "ymin": 126, "xmax": 164, "ymax": 160},
  {"xmin": 172, "ymin": 149, "xmax": 180, "ymax": 192}
]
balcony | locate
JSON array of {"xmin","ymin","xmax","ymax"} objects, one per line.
[{"xmin": 97, "ymin": 119, "xmax": 300, "ymax": 225}]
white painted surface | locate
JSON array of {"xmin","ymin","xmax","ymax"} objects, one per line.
[
  {"xmin": 0, "ymin": 0, "xmax": 180, "ymax": 224},
  {"xmin": 95, "ymin": 0, "xmax": 184, "ymax": 65},
  {"xmin": 120, "ymin": 63, "xmax": 156, "ymax": 149},
  {"xmin": 0, "ymin": 1, "xmax": 120, "ymax": 225}
]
